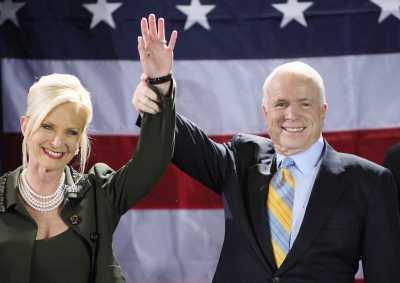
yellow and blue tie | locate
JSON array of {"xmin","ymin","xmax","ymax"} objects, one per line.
[{"xmin": 267, "ymin": 158, "xmax": 296, "ymax": 268}]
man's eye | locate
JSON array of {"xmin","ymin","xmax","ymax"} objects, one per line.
[{"xmin": 275, "ymin": 102, "xmax": 286, "ymax": 108}]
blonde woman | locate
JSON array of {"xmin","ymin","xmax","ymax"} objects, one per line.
[{"xmin": 0, "ymin": 41, "xmax": 176, "ymax": 283}]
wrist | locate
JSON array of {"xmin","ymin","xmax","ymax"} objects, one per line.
[
  {"xmin": 151, "ymin": 80, "xmax": 172, "ymax": 96},
  {"xmin": 148, "ymin": 73, "xmax": 172, "ymax": 85}
]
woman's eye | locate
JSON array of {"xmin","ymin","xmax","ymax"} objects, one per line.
[
  {"xmin": 41, "ymin": 123, "xmax": 52, "ymax": 130},
  {"xmin": 67, "ymin": 129, "xmax": 79, "ymax": 136}
]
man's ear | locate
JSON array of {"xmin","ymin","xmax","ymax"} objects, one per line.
[
  {"xmin": 321, "ymin": 103, "xmax": 328, "ymax": 120},
  {"xmin": 20, "ymin": 116, "xmax": 29, "ymax": 136},
  {"xmin": 261, "ymin": 103, "xmax": 268, "ymax": 122}
]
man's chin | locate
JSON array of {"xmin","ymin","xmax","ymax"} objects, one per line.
[{"xmin": 274, "ymin": 143, "xmax": 306, "ymax": 156}]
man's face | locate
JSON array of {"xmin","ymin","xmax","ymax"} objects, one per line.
[{"xmin": 263, "ymin": 71, "xmax": 327, "ymax": 156}]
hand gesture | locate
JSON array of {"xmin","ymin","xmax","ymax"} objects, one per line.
[
  {"xmin": 138, "ymin": 14, "xmax": 178, "ymax": 78},
  {"xmin": 132, "ymin": 79, "xmax": 161, "ymax": 114}
]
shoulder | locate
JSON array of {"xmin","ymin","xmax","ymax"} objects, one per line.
[
  {"xmin": 384, "ymin": 143, "xmax": 400, "ymax": 167},
  {"xmin": 385, "ymin": 143, "xmax": 400, "ymax": 158},
  {"xmin": 231, "ymin": 133, "xmax": 274, "ymax": 152},
  {"xmin": 66, "ymin": 163, "xmax": 116, "ymax": 197},
  {"xmin": 231, "ymin": 133, "xmax": 273, "ymax": 147},
  {"xmin": 336, "ymin": 151, "xmax": 387, "ymax": 174},
  {"xmin": 0, "ymin": 168, "xmax": 21, "ymax": 212},
  {"xmin": 326, "ymin": 149, "xmax": 396, "ymax": 204},
  {"xmin": 87, "ymin": 163, "xmax": 115, "ymax": 184},
  {"xmin": 0, "ymin": 172, "xmax": 11, "ymax": 212},
  {"xmin": 332, "ymin": 150, "xmax": 392, "ymax": 185},
  {"xmin": 230, "ymin": 133, "xmax": 275, "ymax": 164}
]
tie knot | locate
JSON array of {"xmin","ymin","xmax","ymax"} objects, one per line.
[{"xmin": 280, "ymin": 158, "xmax": 295, "ymax": 169}]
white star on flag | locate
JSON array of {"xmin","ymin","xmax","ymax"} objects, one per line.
[
  {"xmin": 176, "ymin": 0, "xmax": 216, "ymax": 30},
  {"xmin": 370, "ymin": 0, "xmax": 400, "ymax": 22},
  {"xmin": 272, "ymin": 0, "xmax": 314, "ymax": 28},
  {"xmin": 83, "ymin": 0, "xmax": 122, "ymax": 29},
  {"xmin": 0, "ymin": 0, "xmax": 25, "ymax": 27}
]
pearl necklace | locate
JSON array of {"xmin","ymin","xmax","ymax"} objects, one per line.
[{"xmin": 18, "ymin": 169, "xmax": 66, "ymax": 213}]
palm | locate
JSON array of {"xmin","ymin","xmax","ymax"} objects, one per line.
[
  {"xmin": 138, "ymin": 15, "xmax": 177, "ymax": 78},
  {"xmin": 140, "ymin": 42, "xmax": 173, "ymax": 78}
]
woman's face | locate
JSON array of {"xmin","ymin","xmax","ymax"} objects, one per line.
[{"xmin": 22, "ymin": 102, "xmax": 87, "ymax": 172}]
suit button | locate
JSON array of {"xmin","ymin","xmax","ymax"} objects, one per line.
[
  {"xmin": 69, "ymin": 214, "xmax": 81, "ymax": 225},
  {"xmin": 272, "ymin": 276, "xmax": 280, "ymax": 283}
]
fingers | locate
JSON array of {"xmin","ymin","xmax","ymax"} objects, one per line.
[
  {"xmin": 132, "ymin": 82, "xmax": 161, "ymax": 114},
  {"xmin": 168, "ymin": 30, "xmax": 178, "ymax": 50},
  {"xmin": 158, "ymin": 17, "xmax": 166, "ymax": 42},
  {"xmin": 137, "ymin": 36, "xmax": 146, "ymax": 60},
  {"xmin": 140, "ymin": 17, "xmax": 150, "ymax": 48},
  {"xmin": 148, "ymin": 14, "xmax": 157, "ymax": 40},
  {"xmin": 142, "ymin": 14, "xmax": 175, "ymax": 45},
  {"xmin": 140, "ymin": 73, "xmax": 148, "ymax": 81},
  {"xmin": 137, "ymin": 98, "xmax": 160, "ymax": 114},
  {"xmin": 146, "ymin": 88, "xmax": 160, "ymax": 102}
]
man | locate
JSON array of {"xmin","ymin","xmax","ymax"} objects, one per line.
[
  {"xmin": 384, "ymin": 143, "xmax": 400, "ymax": 191},
  {"xmin": 134, "ymin": 14, "xmax": 400, "ymax": 283}
]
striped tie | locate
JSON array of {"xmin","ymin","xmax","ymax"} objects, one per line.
[{"xmin": 267, "ymin": 157, "xmax": 296, "ymax": 268}]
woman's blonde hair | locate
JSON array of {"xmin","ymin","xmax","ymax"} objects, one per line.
[{"xmin": 22, "ymin": 73, "xmax": 93, "ymax": 175}]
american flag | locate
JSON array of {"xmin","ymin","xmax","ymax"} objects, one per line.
[{"xmin": 1, "ymin": 0, "xmax": 400, "ymax": 282}]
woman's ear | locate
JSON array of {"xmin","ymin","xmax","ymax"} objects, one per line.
[{"xmin": 20, "ymin": 116, "xmax": 28, "ymax": 136}]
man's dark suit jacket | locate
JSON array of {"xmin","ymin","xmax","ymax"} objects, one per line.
[
  {"xmin": 173, "ymin": 114, "xmax": 400, "ymax": 283},
  {"xmin": 384, "ymin": 143, "xmax": 400, "ymax": 193}
]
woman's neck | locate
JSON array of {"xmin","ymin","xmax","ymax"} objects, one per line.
[{"xmin": 24, "ymin": 163, "xmax": 65, "ymax": 195}]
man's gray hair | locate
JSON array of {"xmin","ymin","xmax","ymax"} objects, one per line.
[{"xmin": 262, "ymin": 61, "xmax": 326, "ymax": 107}]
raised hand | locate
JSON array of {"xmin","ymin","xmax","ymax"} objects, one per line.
[{"xmin": 138, "ymin": 14, "xmax": 178, "ymax": 78}]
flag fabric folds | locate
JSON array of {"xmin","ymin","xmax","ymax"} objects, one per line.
[{"xmin": 2, "ymin": 1, "xmax": 400, "ymax": 282}]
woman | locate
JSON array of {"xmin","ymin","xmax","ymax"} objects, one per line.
[{"xmin": 0, "ymin": 18, "xmax": 176, "ymax": 282}]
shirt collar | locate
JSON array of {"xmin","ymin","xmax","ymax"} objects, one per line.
[{"xmin": 276, "ymin": 136, "xmax": 325, "ymax": 175}]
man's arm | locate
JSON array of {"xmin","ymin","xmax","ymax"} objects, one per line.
[
  {"xmin": 133, "ymin": 14, "xmax": 234, "ymax": 194},
  {"xmin": 173, "ymin": 113, "xmax": 234, "ymax": 195},
  {"xmin": 135, "ymin": 81, "xmax": 234, "ymax": 195}
]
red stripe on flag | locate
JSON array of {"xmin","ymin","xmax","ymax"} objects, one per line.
[{"xmin": 4, "ymin": 128, "xmax": 400, "ymax": 210}]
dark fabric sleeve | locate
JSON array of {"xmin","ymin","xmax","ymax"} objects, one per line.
[
  {"xmin": 172, "ymin": 113, "xmax": 235, "ymax": 195},
  {"xmin": 136, "ymin": 81, "xmax": 235, "ymax": 194},
  {"xmin": 89, "ymin": 87, "xmax": 175, "ymax": 217},
  {"xmin": 362, "ymin": 169, "xmax": 400, "ymax": 283}
]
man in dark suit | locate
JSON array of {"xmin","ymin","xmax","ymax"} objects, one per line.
[
  {"xmin": 384, "ymin": 143, "xmax": 400, "ymax": 191},
  {"xmin": 134, "ymin": 14, "xmax": 400, "ymax": 283}
]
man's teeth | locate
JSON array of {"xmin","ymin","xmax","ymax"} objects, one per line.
[
  {"xmin": 45, "ymin": 149, "xmax": 63, "ymax": 157},
  {"xmin": 284, "ymin": 127, "xmax": 305, "ymax": 133}
]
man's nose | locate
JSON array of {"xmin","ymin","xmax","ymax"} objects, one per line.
[{"xmin": 285, "ymin": 106, "xmax": 298, "ymax": 120}]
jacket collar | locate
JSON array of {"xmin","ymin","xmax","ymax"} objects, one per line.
[
  {"xmin": 3, "ymin": 166, "xmax": 88, "ymax": 212},
  {"xmin": 246, "ymin": 155, "xmax": 278, "ymax": 271}
]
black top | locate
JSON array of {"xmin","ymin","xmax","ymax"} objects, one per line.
[{"xmin": 31, "ymin": 228, "xmax": 90, "ymax": 283}]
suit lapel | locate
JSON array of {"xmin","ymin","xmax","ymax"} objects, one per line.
[
  {"xmin": 279, "ymin": 144, "xmax": 346, "ymax": 272},
  {"xmin": 61, "ymin": 167, "xmax": 97, "ymax": 250},
  {"xmin": 246, "ymin": 157, "xmax": 277, "ymax": 270}
]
